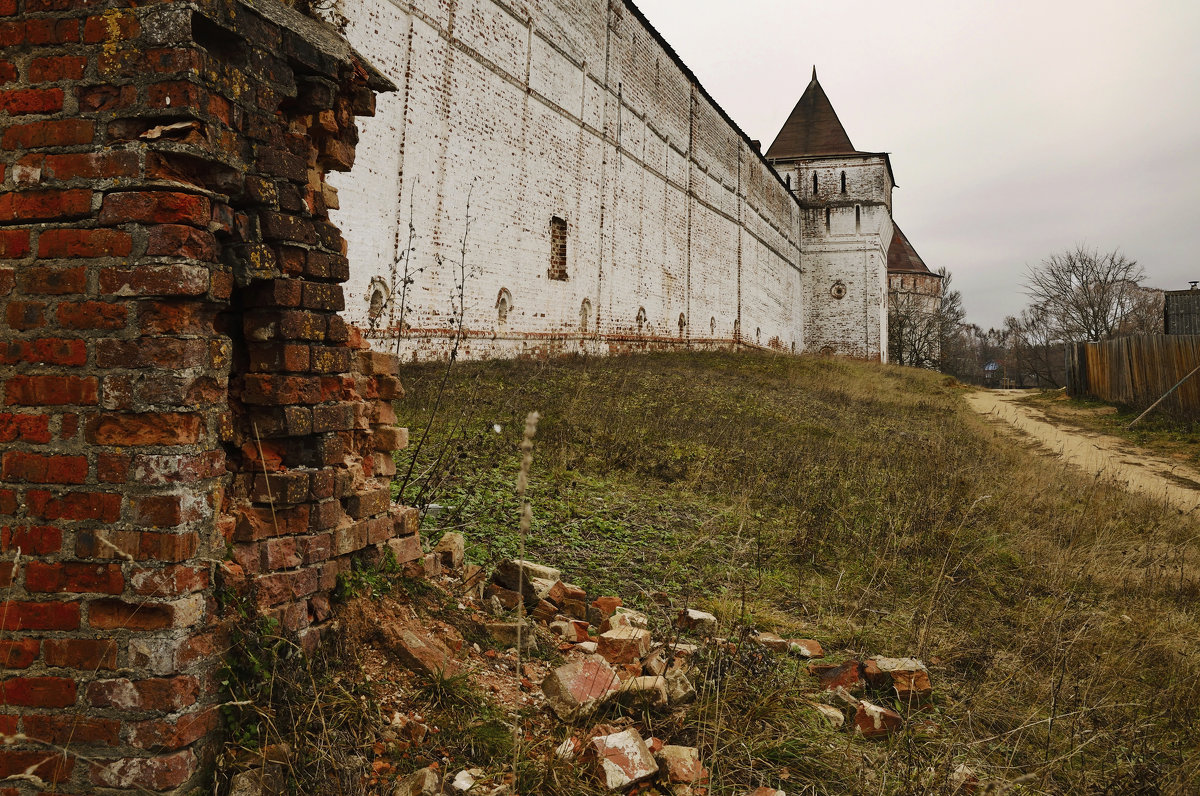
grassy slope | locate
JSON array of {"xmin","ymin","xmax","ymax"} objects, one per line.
[{"xmin": 395, "ymin": 352, "xmax": 1199, "ymax": 794}]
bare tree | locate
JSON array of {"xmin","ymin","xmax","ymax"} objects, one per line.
[
  {"xmin": 934, "ymin": 267, "xmax": 965, "ymax": 364},
  {"xmin": 1006, "ymin": 303, "xmax": 1066, "ymax": 388},
  {"xmin": 1116, "ymin": 284, "xmax": 1165, "ymax": 336},
  {"xmin": 1024, "ymin": 245, "xmax": 1146, "ymax": 342},
  {"xmin": 888, "ymin": 289, "xmax": 939, "ymax": 368},
  {"xmin": 888, "ymin": 267, "xmax": 965, "ymax": 370}
]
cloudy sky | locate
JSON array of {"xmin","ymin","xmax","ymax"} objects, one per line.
[{"xmin": 633, "ymin": 0, "xmax": 1200, "ymax": 329}]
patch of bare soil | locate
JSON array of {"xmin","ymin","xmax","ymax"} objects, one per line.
[{"xmin": 966, "ymin": 390, "xmax": 1200, "ymax": 514}]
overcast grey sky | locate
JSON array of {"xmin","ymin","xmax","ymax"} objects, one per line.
[{"xmin": 633, "ymin": 0, "xmax": 1200, "ymax": 330}]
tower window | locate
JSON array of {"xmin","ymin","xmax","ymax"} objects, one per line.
[
  {"xmin": 636, "ymin": 307, "xmax": 646, "ymax": 333},
  {"xmin": 678, "ymin": 313, "xmax": 686, "ymax": 337},
  {"xmin": 710, "ymin": 316, "xmax": 716, "ymax": 334},
  {"xmin": 548, "ymin": 216, "xmax": 568, "ymax": 280},
  {"xmin": 580, "ymin": 298, "xmax": 592, "ymax": 332},
  {"xmin": 825, "ymin": 207, "xmax": 831, "ymax": 230},
  {"xmin": 785, "ymin": 174, "xmax": 791, "ymax": 190},
  {"xmin": 855, "ymin": 205, "xmax": 861, "ymax": 233},
  {"xmin": 812, "ymin": 172, "xmax": 818, "ymax": 195},
  {"xmin": 840, "ymin": 171, "xmax": 846, "ymax": 193}
]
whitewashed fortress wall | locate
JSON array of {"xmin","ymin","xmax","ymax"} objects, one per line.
[{"xmin": 327, "ymin": 0, "xmax": 804, "ymax": 360}]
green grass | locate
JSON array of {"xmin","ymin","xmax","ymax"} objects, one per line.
[{"xmin": 391, "ymin": 351, "xmax": 1200, "ymax": 794}]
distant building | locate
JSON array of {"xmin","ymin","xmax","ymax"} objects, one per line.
[{"xmin": 1164, "ymin": 287, "xmax": 1200, "ymax": 334}]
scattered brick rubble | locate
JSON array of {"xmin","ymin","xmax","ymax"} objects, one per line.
[{"xmin": 355, "ymin": 541, "xmax": 953, "ymax": 795}]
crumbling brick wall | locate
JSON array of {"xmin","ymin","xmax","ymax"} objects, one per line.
[{"xmin": 0, "ymin": 0, "xmax": 415, "ymax": 791}]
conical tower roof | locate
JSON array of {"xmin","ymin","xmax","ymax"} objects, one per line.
[
  {"xmin": 886, "ymin": 223, "xmax": 937, "ymax": 276},
  {"xmin": 766, "ymin": 68, "xmax": 858, "ymax": 159}
]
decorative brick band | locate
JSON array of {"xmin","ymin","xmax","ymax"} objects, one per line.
[{"xmin": 0, "ymin": 0, "xmax": 408, "ymax": 791}]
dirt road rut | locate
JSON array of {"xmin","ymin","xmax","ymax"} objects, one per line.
[{"xmin": 966, "ymin": 390, "xmax": 1200, "ymax": 515}]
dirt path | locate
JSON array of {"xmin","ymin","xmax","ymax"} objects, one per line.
[{"xmin": 966, "ymin": 390, "xmax": 1200, "ymax": 515}]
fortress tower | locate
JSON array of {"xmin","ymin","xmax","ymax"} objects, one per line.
[{"xmin": 766, "ymin": 69, "xmax": 895, "ymax": 360}]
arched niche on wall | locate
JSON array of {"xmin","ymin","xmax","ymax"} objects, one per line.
[
  {"xmin": 580, "ymin": 298, "xmax": 592, "ymax": 333},
  {"xmin": 496, "ymin": 287, "xmax": 513, "ymax": 325}
]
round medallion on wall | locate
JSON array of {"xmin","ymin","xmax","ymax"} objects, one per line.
[{"xmin": 830, "ymin": 280, "xmax": 847, "ymax": 300}]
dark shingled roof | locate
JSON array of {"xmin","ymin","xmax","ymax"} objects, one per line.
[
  {"xmin": 887, "ymin": 224, "xmax": 939, "ymax": 276},
  {"xmin": 766, "ymin": 68, "xmax": 858, "ymax": 159}
]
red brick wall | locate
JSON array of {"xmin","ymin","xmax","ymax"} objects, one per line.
[{"xmin": 0, "ymin": 0, "xmax": 411, "ymax": 792}]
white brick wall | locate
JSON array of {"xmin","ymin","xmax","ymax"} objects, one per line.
[{"xmin": 329, "ymin": 0, "xmax": 890, "ymax": 362}]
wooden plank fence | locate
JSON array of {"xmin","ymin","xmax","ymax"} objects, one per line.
[{"xmin": 1066, "ymin": 335, "xmax": 1200, "ymax": 418}]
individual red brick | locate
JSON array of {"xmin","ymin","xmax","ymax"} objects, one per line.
[
  {"xmin": 1, "ymin": 451, "xmax": 87, "ymax": 483},
  {"xmin": 97, "ymin": 451, "xmax": 129, "ymax": 482},
  {"xmin": 0, "ymin": 490, "xmax": 13, "ymax": 514},
  {"xmin": 0, "ymin": 58, "xmax": 14, "ymax": 84},
  {"xmin": 87, "ymin": 598, "xmax": 184, "ymax": 630},
  {"xmin": 0, "ymin": 750, "xmax": 73, "ymax": 785},
  {"xmin": 5, "ymin": 300, "xmax": 46, "ymax": 330},
  {"xmin": 38, "ymin": 228, "xmax": 132, "ymax": 258},
  {"xmin": 99, "ymin": 264, "xmax": 208, "ymax": 296},
  {"xmin": 0, "ymin": 266, "xmax": 12, "ymax": 295},
  {"xmin": 146, "ymin": 81, "xmax": 206, "ymax": 112},
  {"xmin": 145, "ymin": 224, "xmax": 219, "ymax": 261},
  {"xmin": 44, "ymin": 151, "xmax": 140, "ymax": 181},
  {"xmin": 1, "ymin": 524, "xmax": 62, "ymax": 554},
  {"xmin": 82, "ymin": 11, "xmax": 139, "ymax": 43},
  {"xmin": 0, "ymin": 601, "xmax": 80, "ymax": 631},
  {"xmin": 137, "ymin": 531, "xmax": 198, "ymax": 562},
  {"xmin": 56, "ymin": 300, "xmax": 127, "ymax": 330},
  {"xmin": 0, "ymin": 0, "xmax": 13, "ymax": 16},
  {"xmin": 25, "ymin": 561, "xmax": 124, "ymax": 594},
  {"xmin": 60, "ymin": 412, "xmax": 78, "ymax": 440},
  {"xmin": 0, "ymin": 20, "xmax": 21, "ymax": 46},
  {"xmin": 0, "ymin": 189, "xmax": 91, "ymax": 222},
  {"xmin": 5, "ymin": 374, "xmax": 98, "ymax": 405},
  {"xmin": 25, "ymin": 17, "xmax": 80, "ymax": 44},
  {"xmin": 0, "ymin": 412, "xmax": 52, "ymax": 443},
  {"xmin": 76, "ymin": 83, "xmax": 136, "ymax": 112},
  {"xmin": 72, "ymin": 528, "xmax": 136, "ymax": 559},
  {"xmin": 90, "ymin": 749, "xmax": 195, "ymax": 790},
  {"xmin": 0, "ymin": 118, "xmax": 93, "ymax": 150},
  {"xmin": 85, "ymin": 412, "xmax": 203, "ymax": 445},
  {"xmin": 28, "ymin": 55, "xmax": 87, "ymax": 83},
  {"xmin": 24, "ymin": 714, "xmax": 121, "ymax": 746},
  {"xmin": 128, "ymin": 706, "xmax": 218, "ymax": 751},
  {"xmin": 43, "ymin": 637, "xmax": 117, "ymax": 670},
  {"xmin": 26, "ymin": 489, "xmax": 121, "ymax": 521},
  {"xmin": 18, "ymin": 264, "xmax": 86, "ymax": 295},
  {"xmin": 248, "ymin": 342, "xmax": 310, "ymax": 372},
  {"xmin": 0, "ymin": 230, "xmax": 29, "ymax": 258},
  {"xmin": 241, "ymin": 374, "xmax": 323, "ymax": 405},
  {"xmin": 87, "ymin": 676, "xmax": 198, "ymax": 711},
  {"xmin": 130, "ymin": 451, "xmax": 224, "ymax": 485},
  {"xmin": 131, "ymin": 492, "xmax": 202, "ymax": 528},
  {"xmin": 137, "ymin": 301, "xmax": 218, "ymax": 335},
  {"xmin": 0, "ymin": 87, "xmax": 63, "ymax": 114},
  {"xmin": 98, "ymin": 190, "xmax": 210, "ymax": 226},
  {"xmin": 95, "ymin": 336, "xmax": 207, "ymax": 369},
  {"xmin": 0, "ymin": 639, "xmax": 39, "ymax": 668},
  {"xmin": 0, "ymin": 337, "xmax": 87, "ymax": 366},
  {"xmin": 129, "ymin": 564, "xmax": 208, "ymax": 597}
]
